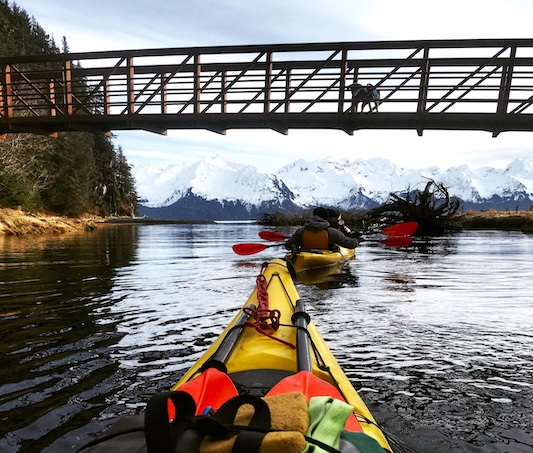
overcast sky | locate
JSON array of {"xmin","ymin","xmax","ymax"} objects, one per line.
[{"xmin": 13, "ymin": 0, "xmax": 533, "ymax": 172}]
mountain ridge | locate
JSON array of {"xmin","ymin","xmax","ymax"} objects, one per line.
[{"xmin": 134, "ymin": 155, "xmax": 533, "ymax": 220}]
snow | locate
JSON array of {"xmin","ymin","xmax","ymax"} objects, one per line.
[
  {"xmin": 133, "ymin": 154, "xmax": 533, "ymax": 209},
  {"xmin": 137, "ymin": 155, "xmax": 288, "ymax": 208}
]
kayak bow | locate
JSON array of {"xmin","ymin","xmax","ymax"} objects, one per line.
[
  {"xmin": 79, "ymin": 259, "xmax": 393, "ymax": 453},
  {"xmin": 173, "ymin": 258, "xmax": 392, "ymax": 452}
]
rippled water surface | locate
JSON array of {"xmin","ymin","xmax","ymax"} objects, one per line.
[{"xmin": 1, "ymin": 224, "xmax": 532, "ymax": 452}]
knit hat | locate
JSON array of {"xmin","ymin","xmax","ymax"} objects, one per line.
[
  {"xmin": 327, "ymin": 208, "xmax": 340, "ymax": 218},
  {"xmin": 313, "ymin": 207, "xmax": 329, "ymax": 220}
]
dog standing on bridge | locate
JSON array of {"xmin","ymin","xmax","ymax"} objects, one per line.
[{"xmin": 349, "ymin": 83, "xmax": 381, "ymax": 112}]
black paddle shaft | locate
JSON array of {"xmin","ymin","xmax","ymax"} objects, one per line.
[{"xmin": 291, "ymin": 299, "xmax": 312, "ymax": 372}]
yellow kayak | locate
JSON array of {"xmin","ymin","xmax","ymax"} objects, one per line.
[
  {"xmin": 172, "ymin": 258, "xmax": 392, "ymax": 453},
  {"xmin": 285, "ymin": 246, "xmax": 356, "ymax": 273},
  {"xmin": 79, "ymin": 258, "xmax": 392, "ymax": 453}
]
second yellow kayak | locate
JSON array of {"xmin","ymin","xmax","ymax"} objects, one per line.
[{"xmin": 285, "ymin": 246, "xmax": 356, "ymax": 273}]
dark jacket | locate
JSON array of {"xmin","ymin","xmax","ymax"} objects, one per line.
[{"xmin": 285, "ymin": 215, "xmax": 359, "ymax": 251}]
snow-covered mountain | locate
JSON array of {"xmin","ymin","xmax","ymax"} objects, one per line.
[
  {"xmin": 136, "ymin": 155, "xmax": 298, "ymax": 220},
  {"xmin": 133, "ymin": 155, "xmax": 533, "ymax": 220}
]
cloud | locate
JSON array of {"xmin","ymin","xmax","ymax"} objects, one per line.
[{"xmin": 14, "ymin": 0, "xmax": 533, "ymax": 172}]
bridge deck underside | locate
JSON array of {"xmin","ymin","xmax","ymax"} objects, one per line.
[
  {"xmin": 2, "ymin": 113, "xmax": 531, "ymax": 137},
  {"xmin": 2, "ymin": 39, "xmax": 533, "ymax": 138}
]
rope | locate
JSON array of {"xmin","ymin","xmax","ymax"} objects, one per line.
[
  {"xmin": 243, "ymin": 263, "xmax": 295, "ymax": 349},
  {"xmin": 240, "ymin": 263, "xmax": 381, "ymax": 429}
]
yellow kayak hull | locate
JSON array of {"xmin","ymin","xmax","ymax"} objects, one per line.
[
  {"xmin": 285, "ymin": 246, "xmax": 355, "ymax": 273},
  {"xmin": 174, "ymin": 258, "xmax": 391, "ymax": 452}
]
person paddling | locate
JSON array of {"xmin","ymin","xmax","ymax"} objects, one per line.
[{"xmin": 284, "ymin": 207, "xmax": 359, "ymax": 252}]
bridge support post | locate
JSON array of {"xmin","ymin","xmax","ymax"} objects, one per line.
[
  {"xmin": 416, "ymin": 47, "xmax": 430, "ymax": 136},
  {"xmin": 264, "ymin": 51, "xmax": 272, "ymax": 113},
  {"xmin": 126, "ymin": 57, "xmax": 135, "ymax": 114},
  {"xmin": 194, "ymin": 54, "xmax": 201, "ymax": 114},
  {"xmin": 338, "ymin": 49, "xmax": 348, "ymax": 114},
  {"xmin": 63, "ymin": 60, "xmax": 73, "ymax": 115},
  {"xmin": 1, "ymin": 64, "xmax": 13, "ymax": 120},
  {"xmin": 494, "ymin": 46, "xmax": 516, "ymax": 137}
]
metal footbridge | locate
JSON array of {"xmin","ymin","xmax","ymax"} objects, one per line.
[{"xmin": 2, "ymin": 38, "xmax": 533, "ymax": 137}]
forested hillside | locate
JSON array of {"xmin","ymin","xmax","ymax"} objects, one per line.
[{"xmin": 0, "ymin": 0, "xmax": 138, "ymax": 217}]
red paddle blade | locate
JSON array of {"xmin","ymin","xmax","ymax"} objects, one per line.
[
  {"xmin": 259, "ymin": 231, "xmax": 288, "ymax": 241},
  {"xmin": 380, "ymin": 221, "xmax": 418, "ymax": 237},
  {"xmin": 266, "ymin": 371, "xmax": 362, "ymax": 432},
  {"xmin": 232, "ymin": 243, "xmax": 269, "ymax": 255},
  {"xmin": 176, "ymin": 368, "xmax": 239, "ymax": 415},
  {"xmin": 381, "ymin": 236, "xmax": 413, "ymax": 247}
]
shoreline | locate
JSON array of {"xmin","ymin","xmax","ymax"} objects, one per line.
[
  {"xmin": 102, "ymin": 217, "xmax": 215, "ymax": 225},
  {"xmin": 0, "ymin": 208, "xmax": 100, "ymax": 236},
  {"xmin": 0, "ymin": 209, "xmax": 220, "ymax": 236},
  {"xmin": 1, "ymin": 208, "xmax": 532, "ymax": 236},
  {"xmin": 453, "ymin": 209, "xmax": 533, "ymax": 232}
]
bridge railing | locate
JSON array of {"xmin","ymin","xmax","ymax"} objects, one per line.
[{"xmin": 2, "ymin": 39, "xmax": 533, "ymax": 135}]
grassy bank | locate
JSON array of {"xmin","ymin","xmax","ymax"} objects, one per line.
[
  {"xmin": 452, "ymin": 210, "xmax": 533, "ymax": 232},
  {"xmin": 259, "ymin": 209, "xmax": 533, "ymax": 233},
  {"xmin": 1, "ymin": 208, "xmax": 532, "ymax": 236},
  {"xmin": 0, "ymin": 208, "xmax": 98, "ymax": 235}
]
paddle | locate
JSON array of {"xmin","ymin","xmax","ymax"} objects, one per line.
[
  {"xmin": 259, "ymin": 221, "xmax": 418, "ymax": 242},
  {"xmin": 232, "ymin": 236, "xmax": 413, "ymax": 255},
  {"xmin": 232, "ymin": 242, "xmax": 285, "ymax": 256},
  {"xmin": 258, "ymin": 231, "xmax": 291, "ymax": 241},
  {"xmin": 379, "ymin": 221, "xmax": 418, "ymax": 237}
]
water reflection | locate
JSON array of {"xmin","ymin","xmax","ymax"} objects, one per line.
[
  {"xmin": 0, "ymin": 226, "xmax": 139, "ymax": 452},
  {"xmin": 296, "ymin": 263, "xmax": 359, "ymax": 289},
  {"xmin": 318, "ymin": 232, "xmax": 533, "ymax": 453},
  {"xmin": 0, "ymin": 226, "xmax": 532, "ymax": 452}
]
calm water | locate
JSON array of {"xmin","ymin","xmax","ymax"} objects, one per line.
[{"xmin": 1, "ymin": 224, "xmax": 532, "ymax": 452}]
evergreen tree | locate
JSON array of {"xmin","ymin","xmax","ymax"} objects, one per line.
[
  {"xmin": 0, "ymin": 160, "xmax": 34, "ymax": 208},
  {"xmin": 0, "ymin": 1, "xmax": 57, "ymax": 56},
  {"xmin": 61, "ymin": 35, "xmax": 69, "ymax": 53},
  {"xmin": 115, "ymin": 146, "xmax": 138, "ymax": 216},
  {"xmin": 40, "ymin": 132, "xmax": 96, "ymax": 216},
  {"xmin": 91, "ymin": 133, "xmax": 120, "ymax": 216},
  {"xmin": 0, "ymin": 1, "xmax": 138, "ymax": 217}
]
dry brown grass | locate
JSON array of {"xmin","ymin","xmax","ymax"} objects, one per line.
[
  {"xmin": 0, "ymin": 208, "xmax": 99, "ymax": 235},
  {"xmin": 2, "ymin": 208, "xmax": 533, "ymax": 236},
  {"xmin": 453, "ymin": 210, "xmax": 533, "ymax": 232}
]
